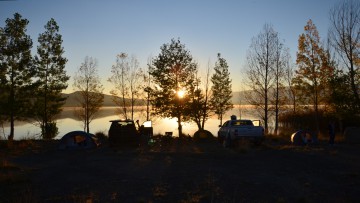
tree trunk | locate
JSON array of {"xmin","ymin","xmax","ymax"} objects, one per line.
[{"xmin": 177, "ymin": 114, "xmax": 182, "ymax": 137}]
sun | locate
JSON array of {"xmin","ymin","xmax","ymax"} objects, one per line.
[{"xmin": 177, "ymin": 90, "xmax": 185, "ymax": 98}]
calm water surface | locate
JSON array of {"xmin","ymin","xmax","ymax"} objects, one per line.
[{"xmin": 1, "ymin": 106, "xmax": 258, "ymax": 140}]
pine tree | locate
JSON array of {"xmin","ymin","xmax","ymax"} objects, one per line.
[
  {"xmin": 33, "ymin": 18, "xmax": 69, "ymax": 139},
  {"xmin": 210, "ymin": 53, "xmax": 233, "ymax": 126},
  {"xmin": 0, "ymin": 13, "xmax": 34, "ymax": 140},
  {"xmin": 149, "ymin": 38, "xmax": 197, "ymax": 137}
]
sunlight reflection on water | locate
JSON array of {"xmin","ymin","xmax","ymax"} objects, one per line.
[{"xmin": 1, "ymin": 106, "xmax": 258, "ymax": 140}]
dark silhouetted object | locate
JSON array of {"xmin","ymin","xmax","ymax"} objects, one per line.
[
  {"xmin": 291, "ymin": 130, "xmax": 318, "ymax": 146},
  {"xmin": 108, "ymin": 119, "xmax": 153, "ymax": 147},
  {"xmin": 328, "ymin": 121, "xmax": 335, "ymax": 146},
  {"xmin": 58, "ymin": 131, "xmax": 99, "ymax": 149}
]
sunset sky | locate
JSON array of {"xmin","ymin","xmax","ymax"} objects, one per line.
[{"xmin": 1, "ymin": 0, "xmax": 340, "ymax": 93}]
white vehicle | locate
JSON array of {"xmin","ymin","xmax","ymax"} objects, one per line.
[{"xmin": 218, "ymin": 116, "xmax": 264, "ymax": 146}]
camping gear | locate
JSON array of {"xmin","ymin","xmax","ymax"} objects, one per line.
[
  {"xmin": 58, "ymin": 131, "xmax": 99, "ymax": 149},
  {"xmin": 291, "ymin": 130, "xmax": 318, "ymax": 145}
]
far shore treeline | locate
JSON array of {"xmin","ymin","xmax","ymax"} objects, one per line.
[{"xmin": 1, "ymin": 0, "xmax": 360, "ymax": 140}]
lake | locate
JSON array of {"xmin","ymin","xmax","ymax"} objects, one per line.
[{"xmin": 1, "ymin": 106, "xmax": 259, "ymax": 140}]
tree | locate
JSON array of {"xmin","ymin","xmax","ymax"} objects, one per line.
[
  {"xmin": 73, "ymin": 56, "xmax": 104, "ymax": 134},
  {"xmin": 189, "ymin": 61, "xmax": 213, "ymax": 131},
  {"xmin": 284, "ymin": 57, "xmax": 298, "ymax": 113},
  {"xmin": 295, "ymin": 19, "xmax": 334, "ymax": 133},
  {"xmin": 33, "ymin": 18, "xmax": 69, "ymax": 139},
  {"xmin": 329, "ymin": 0, "xmax": 360, "ymax": 111},
  {"xmin": 149, "ymin": 38, "xmax": 197, "ymax": 137},
  {"xmin": 0, "ymin": 13, "xmax": 34, "ymax": 140},
  {"xmin": 244, "ymin": 23, "xmax": 278, "ymax": 134},
  {"xmin": 108, "ymin": 53, "xmax": 143, "ymax": 120},
  {"xmin": 144, "ymin": 56, "xmax": 153, "ymax": 121},
  {"xmin": 210, "ymin": 53, "xmax": 233, "ymax": 126},
  {"xmin": 271, "ymin": 40, "xmax": 289, "ymax": 135}
]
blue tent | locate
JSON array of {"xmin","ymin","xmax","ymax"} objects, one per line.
[{"xmin": 58, "ymin": 131, "xmax": 99, "ymax": 149}]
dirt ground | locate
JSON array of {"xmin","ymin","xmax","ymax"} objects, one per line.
[{"xmin": 1, "ymin": 137, "xmax": 360, "ymax": 203}]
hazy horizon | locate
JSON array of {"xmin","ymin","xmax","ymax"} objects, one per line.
[{"xmin": 0, "ymin": 0, "xmax": 340, "ymax": 94}]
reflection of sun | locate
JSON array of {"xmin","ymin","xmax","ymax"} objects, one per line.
[{"xmin": 177, "ymin": 90, "xmax": 185, "ymax": 98}]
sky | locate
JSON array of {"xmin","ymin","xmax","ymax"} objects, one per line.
[{"xmin": 1, "ymin": 0, "xmax": 341, "ymax": 94}]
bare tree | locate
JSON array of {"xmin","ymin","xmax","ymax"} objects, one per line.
[
  {"xmin": 284, "ymin": 56, "xmax": 297, "ymax": 113},
  {"xmin": 73, "ymin": 56, "xmax": 104, "ymax": 133},
  {"xmin": 188, "ymin": 61, "xmax": 212, "ymax": 131},
  {"xmin": 329, "ymin": 0, "xmax": 360, "ymax": 110},
  {"xmin": 144, "ymin": 56, "xmax": 153, "ymax": 121},
  {"xmin": 201, "ymin": 61, "xmax": 213, "ymax": 130},
  {"xmin": 271, "ymin": 39, "xmax": 289, "ymax": 135},
  {"xmin": 108, "ymin": 53, "xmax": 143, "ymax": 120},
  {"xmin": 244, "ymin": 23, "xmax": 278, "ymax": 134}
]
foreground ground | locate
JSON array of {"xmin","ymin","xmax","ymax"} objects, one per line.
[{"xmin": 1, "ymin": 137, "xmax": 360, "ymax": 203}]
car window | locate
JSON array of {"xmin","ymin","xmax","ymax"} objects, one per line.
[
  {"xmin": 222, "ymin": 121, "xmax": 229, "ymax": 127},
  {"xmin": 231, "ymin": 120, "xmax": 253, "ymax": 126}
]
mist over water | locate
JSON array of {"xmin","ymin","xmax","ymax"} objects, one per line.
[{"xmin": 1, "ymin": 106, "xmax": 259, "ymax": 140}]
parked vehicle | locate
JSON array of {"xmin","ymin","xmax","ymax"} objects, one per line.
[
  {"xmin": 218, "ymin": 116, "xmax": 264, "ymax": 147},
  {"xmin": 108, "ymin": 119, "xmax": 153, "ymax": 147}
]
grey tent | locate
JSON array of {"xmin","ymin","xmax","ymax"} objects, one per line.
[
  {"xmin": 58, "ymin": 131, "xmax": 99, "ymax": 149},
  {"xmin": 291, "ymin": 130, "xmax": 318, "ymax": 145}
]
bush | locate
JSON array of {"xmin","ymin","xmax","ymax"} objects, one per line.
[
  {"xmin": 41, "ymin": 122, "xmax": 58, "ymax": 140},
  {"xmin": 193, "ymin": 130, "xmax": 214, "ymax": 142}
]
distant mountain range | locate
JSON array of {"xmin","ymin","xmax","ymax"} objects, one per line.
[
  {"xmin": 62, "ymin": 92, "xmax": 140, "ymax": 107},
  {"xmin": 62, "ymin": 91, "xmax": 250, "ymax": 107}
]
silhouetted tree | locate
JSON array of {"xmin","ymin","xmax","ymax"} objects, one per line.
[
  {"xmin": 0, "ymin": 13, "xmax": 34, "ymax": 140},
  {"xmin": 210, "ymin": 53, "xmax": 233, "ymax": 126},
  {"xmin": 73, "ymin": 56, "xmax": 104, "ymax": 134},
  {"xmin": 271, "ymin": 40, "xmax": 289, "ymax": 135},
  {"xmin": 0, "ymin": 27, "xmax": 6, "ymax": 127},
  {"xmin": 329, "ymin": 0, "xmax": 360, "ymax": 111},
  {"xmin": 149, "ymin": 38, "xmax": 197, "ymax": 137},
  {"xmin": 33, "ymin": 18, "xmax": 69, "ymax": 139},
  {"xmin": 108, "ymin": 53, "xmax": 143, "ymax": 120},
  {"xmin": 244, "ymin": 24, "xmax": 277, "ymax": 134},
  {"xmin": 189, "ymin": 61, "xmax": 213, "ymax": 131},
  {"xmin": 144, "ymin": 56, "xmax": 154, "ymax": 121},
  {"xmin": 295, "ymin": 19, "xmax": 334, "ymax": 133},
  {"xmin": 284, "ymin": 58, "xmax": 297, "ymax": 113}
]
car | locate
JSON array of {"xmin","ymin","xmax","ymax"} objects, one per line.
[
  {"xmin": 108, "ymin": 119, "xmax": 140, "ymax": 147},
  {"xmin": 108, "ymin": 119, "xmax": 153, "ymax": 147},
  {"xmin": 218, "ymin": 116, "xmax": 264, "ymax": 147}
]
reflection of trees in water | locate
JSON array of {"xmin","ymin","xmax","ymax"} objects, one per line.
[{"xmin": 4, "ymin": 105, "xmax": 266, "ymax": 139}]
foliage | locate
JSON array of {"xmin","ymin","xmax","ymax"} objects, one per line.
[
  {"xmin": 41, "ymin": 121, "xmax": 59, "ymax": 140},
  {"xmin": 0, "ymin": 13, "xmax": 34, "ymax": 140},
  {"xmin": 32, "ymin": 18, "xmax": 69, "ymax": 139},
  {"xmin": 329, "ymin": 69, "xmax": 358, "ymax": 116},
  {"xmin": 295, "ymin": 19, "xmax": 334, "ymax": 133},
  {"xmin": 149, "ymin": 38, "xmax": 198, "ymax": 137},
  {"xmin": 210, "ymin": 53, "xmax": 233, "ymax": 125},
  {"xmin": 329, "ymin": 0, "xmax": 360, "ymax": 110},
  {"xmin": 108, "ymin": 53, "xmax": 143, "ymax": 120},
  {"xmin": 73, "ymin": 56, "xmax": 104, "ymax": 133}
]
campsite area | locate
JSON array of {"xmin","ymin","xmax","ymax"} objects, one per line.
[{"xmin": 1, "ymin": 137, "xmax": 360, "ymax": 202}]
